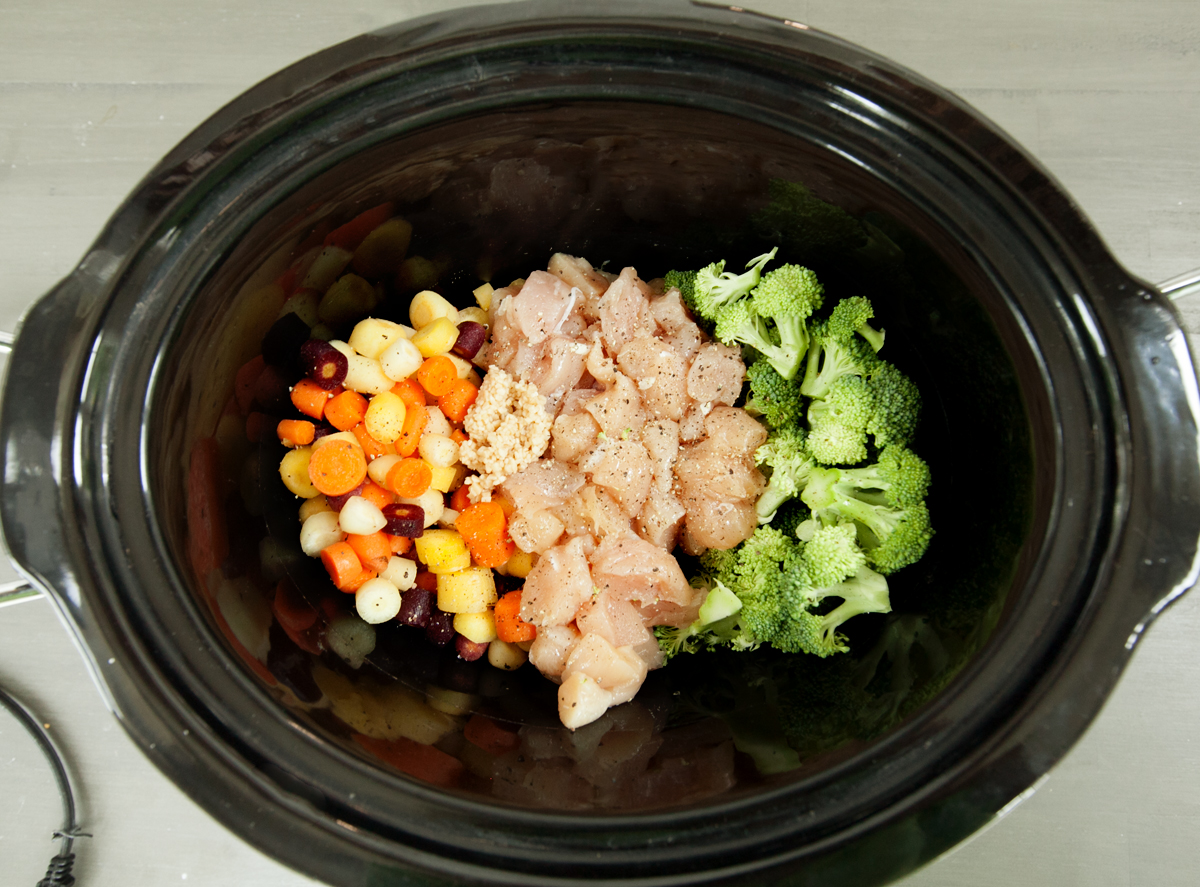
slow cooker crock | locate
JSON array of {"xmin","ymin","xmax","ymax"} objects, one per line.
[{"xmin": 2, "ymin": 2, "xmax": 1199, "ymax": 886}]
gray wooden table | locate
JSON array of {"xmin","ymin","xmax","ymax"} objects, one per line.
[{"xmin": 2, "ymin": 1, "xmax": 1198, "ymax": 885}]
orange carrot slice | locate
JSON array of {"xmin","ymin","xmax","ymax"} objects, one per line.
[
  {"xmin": 437, "ymin": 378, "xmax": 478, "ymax": 424},
  {"xmin": 416, "ymin": 355, "xmax": 458, "ymax": 397},
  {"xmin": 325, "ymin": 389, "xmax": 368, "ymax": 431},
  {"xmin": 308, "ymin": 438, "xmax": 367, "ymax": 496},
  {"xmin": 386, "ymin": 457, "xmax": 432, "ymax": 498}
]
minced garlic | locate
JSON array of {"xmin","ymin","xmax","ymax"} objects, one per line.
[{"xmin": 458, "ymin": 366, "xmax": 553, "ymax": 502}]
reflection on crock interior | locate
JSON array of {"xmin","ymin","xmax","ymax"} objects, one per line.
[{"xmin": 178, "ymin": 107, "xmax": 1033, "ymax": 811}]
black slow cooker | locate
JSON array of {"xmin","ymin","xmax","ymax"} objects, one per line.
[{"xmin": 3, "ymin": 2, "xmax": 1199, "ymax": 885}]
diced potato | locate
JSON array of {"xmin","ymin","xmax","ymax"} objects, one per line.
[
  {"xmin": 425, "ymin": 685, "xmax": 481, "ymax": 717},
  {"xmin": 319, "ymin": 273, "xmax": 378, "ymax": 326},
  {"xmin": 343, "ymin": 353, "xmax": 393, "ymax": 396},
  {"xmin": 301, "ymin": 245, "xmax": 353, "ymax": 292},
  {"xmin": 435, "ymin": 566, "xmax": 497, "ymax": 613},
  {"xmin": 351, "ymin": 217, "xmax": 413, "ymax": 279},
  {"xmin": 488, "ymin": 639, "xmax": 529, "ymax": 671},
  {"xmin": 381, "ymin": 556, "xmax": 417, "ymax": 590},
  {"xmin": 408, "ymin": 289, "xmax": 459, "ymax": 329},
  {"xmin": 418, "ymin": 433, "xmax": 458, "ymax": 468},
  {"xmin": 472, "ymin": 282, "xmax": 494, "ymax": 311},
  {"xmin": 348, "ymin": 317, "xmax": 412, "ymax": 359},
  {"xmin": 414, "ymin": 529, "xmax": 470, "ymax": 574},
  {"xmin": 278, "ymin": 287, "xmax": 321, "ymax": 328},
  {"xmin": 364, "ymin": 391, "xmax": 407, "ymax": 444},
  {"xmin": 379, "ymin": 337, "xmax": 424, "ymax": 381},
  {"xmin": 453, "ymin": 610, "xmax": 497, "ymax": 644},
  {"xmin": 279, "ymin": 446, "xmax": 319, "ymax": 498},
  {"xmin": 300, "ymin": 510, "xmax": 344, "ymax": 556},
  {"xmin": 504, "ymin": 550, "xmax": 535, "ymax": 579},
  {"xmin": 367, "ymin": 453, "xmax": 403, "ymax": 486},
  {"xmin": 428, "ymin": 464, "xmax": 459, "ymax": 494},
  {"xmin": 298, "ymin": 494, "xmax": 332, "ymax": 522},
  {"xmin": 457, "ymin": 306, "xmax": 489, "ymax": 327},
  {"xmin": 411, "ymin": 316, "xmax": 459, "ymax": 358}
]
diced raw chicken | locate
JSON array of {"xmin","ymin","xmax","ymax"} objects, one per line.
[
  {"xmin": 650, "ymin": 288, "xmax": 704, "ymax": 364},
  {"xmin": 511, "ymin": 270, "xmax": 580, "ymax": 345},
  {"xmin": 558, "ymin": 671, "xmax": 615, "ymax": 730},
  {"xmin": 587, "ymin": 437, "xmax": 653, "ymax": 518},
  {"xmin": 529, "ymin": 335, "xmax": 589, "ymax": 413},
  {"xmin": 563, "ymin": 633, "xmax": 643, "ymax": 692},
  {"xmin": 528, "ymin": 623, "xmax": 581, "ymax": 680},
  {"xmin": 686, "ymin": 341, "xmax": 746, "ymax": 407},
  {"xmin": 520, "ymin": 536, "xmax": 595, "ymax": 626},
  {"xmin": 597, "ymin": 266, "xmax": 654, "ymax": 355},
  {"xmin": 590, "ymin": 531, "xmax": 691, "ymax": 606},
  {"xmin": 576, "ymin": 592, "xmax": 663, "ymax": 671},
  {"xmin": 680, "ymin": 496, "xmax": 760, "ymax": 553},
  {"xmin": 583, "ymin": 372, "xmax": 646, "ymax": 438},
  {"xmin": 616, "ymin": 336, "xmax": 689, "ymax": 422},
  {"xmin": 551, "ymin": 411, "xmax": 600, "ymax": 463},
  {"xmin": 548, "ymin": 252, "xmax": 610, "ymax": 317},
  {"xmin": 635, "ymin": 491, "xmax": 687, "ymax": 551},
  {"xmin": 500, "ymin": 458, "xmax": 586, "ymax": 512},
  {"xmin": 508, "ymin": 508, "xmax": 566, "ymax": 554}
]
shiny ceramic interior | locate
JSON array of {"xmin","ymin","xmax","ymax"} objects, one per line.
[{"xmin": 3, "ymin": 3, "xmax": 1198, "ymax": 886}]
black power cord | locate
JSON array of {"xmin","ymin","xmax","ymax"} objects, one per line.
[{"xmin": 0, "ymin": 684, "xmax": 89, "ymax": 886}]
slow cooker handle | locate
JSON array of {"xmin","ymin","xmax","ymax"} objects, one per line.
[
  {"xmin": 0, "ymin": 331, "xmax": 39, "ymax": 608},
  {"xmin": 1108, "ymin": 267, "xmax": 1200, "ymax": 647}
]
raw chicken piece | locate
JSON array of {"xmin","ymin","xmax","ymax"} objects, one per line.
[
  {"xmin": 583, "ymin": 372, "xmax": 646, "ymax": 439},
  {"xmin": 650, "ymin": 288, "xmax": 704, "ymax": 365},
  {"xmin": 528, "ymin": 623, "xmax": 581, "ymax": 680},
  {"xmin": 520, "ymin": 536, "xmax": 595, "ymax": 627},
  {"xmin": 500, "ymin": 458, "xmax": 586, "ymax": 512},
  {"xmin": 511, "ymin": 270, "xmax": 580, "ymax": 345},
  {"xmin": 586, "ymin": 437, "xmax": 653, "ymax": 518},
  {"xmin": 616, "ymin": 335, "xmax": 689, "ymax": 422},
  {"xmin": 590, "ymin": 531, "xmax": 691, "ymax": 607},
  {"xmin": 548, "ymin": 252, "xmax": 610, "ymax": 318},
  {"xmin": 551, "ymin": 411, "xmax": 600, "ymax": 463},
  {"xmin": 597, "ymin": 266, "xmax": 654, "ymax": 355},
  {"xmin": 508, "ymin": 508, "xmax": 566, "ymax": 554},
  {"xmin": 558, "ymin": 671, "xmax": 614, "ymax": 731},
  {"xmin": 686, "ymin": 341, "xmax": 746, "ymax": 407}
]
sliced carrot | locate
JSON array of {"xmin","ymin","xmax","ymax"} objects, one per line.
[
  {"xmin": 455, "ymin": 500, "xmax": 514, "ymax": 568},
  {"xmin": 438, "ymin": 378, "xmax": 478, "ymax": 424},
  {"xmin": 291, "ymin": 377, "xmax": 332, "ymax": 420},
  {"xmin": 351, "ymin": 421, "xmax": 395, "ymax": 461},
  {"xmin": 414, "ymin": 570, "xmax": 438, "ymax": 592},
  {"xmin": 340, "ymin": 566, "xmax": 378, "ymax": 593},
  {"xmin": 386, "ymin": 457, "xmax": 432, "ymax": 498},
  {"xmin": 321, "ymin": 541, "xmax": 364, "ymax": 590},
  {"xmin": 308, "ymin": 438, "xmax": 368, "ymax": 497},
  {"xmin": 391, "ymin": 377, "xmax": 427, "ymax": 412},
  {"xmin": 323, "ymin": 202, "xmax": 395, "ymax": 251},
  {"xmin": 234, "ymin": 354, "xmax": 265, "ymax": 415},
  {"xmin": 277, "ymin": 418, "xmax": 316, "ymax": 448},
  {"xmin": 463, "ymin": 713, "xmax": 520, "ymax": 756},
  {"xmin": 358, "ymin": 479, "xmax": 393, "ymax": 511},
  {"xmin": 394, "ymin": 401, "xmax": 428, "ymax": 457},
  {"xmin": 416, "ymin": 355, "xmax": 459, "ymax": 398},
  {"xmin": 325, "ymin": 389, "xmax": 369, "ymax": 431},
  {"xmin": 352, "ymin": 733, "xmax": 464, "ymax": 788},
  {"xmin": 347, "ymin": 531, "xmax": 392, "ymax": 573},
  {"xmin": 493, "ymin": 590, "xmax": 536, "ymax": 643},
  {"xmin": 449, "ymin": 427, "xmax": 469, "ymax": 445},
  {"xmin": 449, "ymin": 484, "xmax": 472, "ymax": 514},
  {"xmin": 387, "ymin": 534, "xmax": 412, "ymax": 555}
]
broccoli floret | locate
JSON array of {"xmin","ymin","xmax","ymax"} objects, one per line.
[
  {"xmin": 754, "ymin": 425, "xmax": 818, "ymax": 523},
  {"xmin": 744, "ymin": 359, "xmax": 806, "ymax": 430},
  {"xmin": 826, "ymin": 295, "xmax": 885, "ymax": 353},
  {"xmin": 691, "ymin": 247, "xmax": 777, "ymax": 320},
  {"xmin": 805, "ymin": 565, "xmax": 892, "ymax": 654},
  {"xmin": 799, "ymin": 316, "xmax": 881, "ymax": 400},
  {"xmin": 801, "ymin": 523, "xmax": 867, "ymax": 586},
  {"xmin": 805, "ymin": 416, "xmax": 869, "ymax": 466},
  {"xmin": 748, "ymin": 263, "xmax": 825, "ymax": 377},
  {"xmin": 801, "ymin": 459, "xmax": 933, "ymax": 575},
  {"xmin": 866, "ymin": 361, "xmax": 922, "ymax": 449},
  {"xmin": 655, "ymin": 581, "xmax": 752, "ymax": 662},
  {"xmin": 713, "ymin": 299, "xmax": 802, "ymax": 380},
  {"xmin": 837, "ymin": 444, "xmax": 932, "ymax": 507},
  {"xmin": 663, "ymin": 268, "xmax": 699, "ymax": 316}
]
